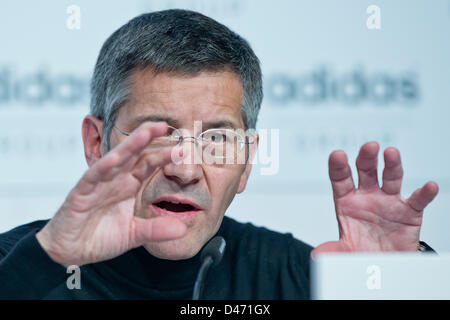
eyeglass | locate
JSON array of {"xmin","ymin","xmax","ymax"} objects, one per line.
[{"xmin": 113, "ymin": 124, "xmax": 255, "ymax": 160}]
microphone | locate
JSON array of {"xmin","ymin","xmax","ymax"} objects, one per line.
[{"xmin": 192, "ymin": 236, "xmax": 226, "ymax": 300}]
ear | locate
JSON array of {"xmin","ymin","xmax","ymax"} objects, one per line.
[
  {"xmin": 237, "ymin": 134, "xmax": 259, "ymax": 194},
  {"xmin": 82, "ymin": 115, "xmax": 105, "ymax": 167}
]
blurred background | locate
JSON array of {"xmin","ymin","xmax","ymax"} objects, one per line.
[{"xmin": 0, "ymin": 0, "xmax": 449, "ymax": 251}]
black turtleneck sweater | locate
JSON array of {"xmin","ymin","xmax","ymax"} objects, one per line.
[{"xmin": 0, "ymin": 216, "xmax": 312, "ymax": 299}]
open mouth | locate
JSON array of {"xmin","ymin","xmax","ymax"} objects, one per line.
[
  {"xmin": 154, "ymin": 200, "xmax": 197, "ymax": 212},
  {"xmin": 152, "ymin": 198, "xmax": 201, "ymax": 217}
]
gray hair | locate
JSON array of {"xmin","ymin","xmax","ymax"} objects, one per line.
[{"xmin": 90, "ymin": 9, "xmax": 263, "ymax": 151}]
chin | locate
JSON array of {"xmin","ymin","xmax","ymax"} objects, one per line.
[
  {"xmin": 143, "ymin": 236, "xmax": 204, "ymax": 260},
  {"xmin": 140, "ymin": 213, "xmax": 224, "ymax": 260}
]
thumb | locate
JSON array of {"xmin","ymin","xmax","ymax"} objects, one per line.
[
  {"xmin": 311, "ymin": 241, "xmax": 351, "ymax": 258},
  {"xmin": 131, "ymin": 216, "xmax": 187, "ymax": 247}
]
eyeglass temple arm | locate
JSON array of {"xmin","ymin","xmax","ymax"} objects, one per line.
[{"xmin": 113, "ymin": 125, "xmax": 130, "ymax": 136}]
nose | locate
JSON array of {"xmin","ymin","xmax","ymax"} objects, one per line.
[{"xmin": 162, "ymin": 140, "xmax": 203, "ymax": 186}]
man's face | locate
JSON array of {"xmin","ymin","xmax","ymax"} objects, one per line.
[{"xmin": 110, "ymin": 69, "xmax": 255, "ymax": 260}]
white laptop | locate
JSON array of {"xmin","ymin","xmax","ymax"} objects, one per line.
[{"xmin": 310, "ymin": 252, "xmax": 450, "ymax": 300}]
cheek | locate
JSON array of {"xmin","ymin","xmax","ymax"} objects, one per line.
[
  {"xmin": 205, "ymin": 165, "xmax": 244, "ymax": 211},
  {"xmin": 133, "ymin": 168, "xmax": 163, "ymax": 217}
]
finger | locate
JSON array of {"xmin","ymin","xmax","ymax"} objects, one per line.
[
  {"xmin": 381, "ymin": 147, "xmax": 404, "ymax": 195},
  {"xmin": 132, "ymin": 145, "xmax": 184, "ymax": 182},
  {"xmin": 106, "ymin": 121, "xmax": 169, "ymax": 171},
  {"xmin": 131, "ymin": 216, "xmax": 187, "ymax": 246},
  {"xmin": 77, "ymin": 122, "xmax": 168, "ymax": 194},
  {"xmin": 311, "ymin": 241, "xmax": 352, "ymax": 258},
  {"xmin": 329, "ymin": 150, "xmax": 355, "ymax": 199},
  {"xmin": 75, "ymin": 152, "xmax": 121, "ymax": 195},
  {"xmin": 356, "ymin": 141, "xmax": 380, "ymax": 190},
  {"xmin": 407, "ymin": 181, "xmax": 439, "ymax": 212}
]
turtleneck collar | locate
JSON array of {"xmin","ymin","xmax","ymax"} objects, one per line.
[{"xmin": 99, "ymin": 218, "xmax": 228, "ymax": 291}]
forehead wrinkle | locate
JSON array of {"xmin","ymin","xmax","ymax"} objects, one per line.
[
  {"xmin": 131, "ymin": 69, "xmax": 242, "ymax": 99},
  {"xmin": 126, "ymin": 69, "xmax": 245, "ymax": 127}
]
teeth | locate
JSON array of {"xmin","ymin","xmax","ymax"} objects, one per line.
[{"xmin": 168, "ymin": 200, "xmax": 182, "ymax": 204}]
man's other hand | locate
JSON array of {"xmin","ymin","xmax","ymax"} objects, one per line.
[{"xmin": 313, "ymin": 141, "xmax": 439, "ymax": 256}]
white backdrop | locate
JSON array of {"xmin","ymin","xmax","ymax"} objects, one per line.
[{"xmin": 1, "ymin": 0, "xmax": 449, "ymax": 251}]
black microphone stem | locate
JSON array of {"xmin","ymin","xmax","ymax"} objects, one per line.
[{"xmin": 192, "ymin": 256, "xmax": 213, "ymax": 300}]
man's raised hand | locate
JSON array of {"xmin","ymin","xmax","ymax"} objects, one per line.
[{"xmin": 36, "ymin": 122, "xmax": 186, "ymax": 267}]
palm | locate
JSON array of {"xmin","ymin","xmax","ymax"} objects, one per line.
[
  {"xmin": 335, "ymin": 189, "xmax": 422, "ymax": 251},
  {"xmin": 313, "ymin": 142, "xmax": 439, "ymax": 255},
  {"xmin": 63, "ymin": 173, "xmax": 143, "ymax": 264}
]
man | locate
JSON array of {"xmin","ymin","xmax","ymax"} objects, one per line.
[{"xmin": 0, "ymin": 9, "xmax": 438, "ymax": 299}]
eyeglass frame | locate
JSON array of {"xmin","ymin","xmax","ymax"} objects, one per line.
[{"xmin": 112, "ymin": 124, "xmax": 256, "ymax": 163}]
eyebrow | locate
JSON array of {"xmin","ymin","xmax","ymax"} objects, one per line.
[
  {"xmin": 128, "ymin": 115, "xmax": 240, "ymax": 130},
  {"xmin": 129, "ymin": 115, "xmax": 181, "ymax": 128},
  {"xmin": 201, "ymin": 120, "xmax": 239, "ymax": 130}
]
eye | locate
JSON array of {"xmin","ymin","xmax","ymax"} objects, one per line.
[
  {"xmin": 212, "ymin": 133, "xmax": 226, "ymax": 142},
  {"xmin": 204, "ymin": 131, "xmax": 227, "ymax": 143}
]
